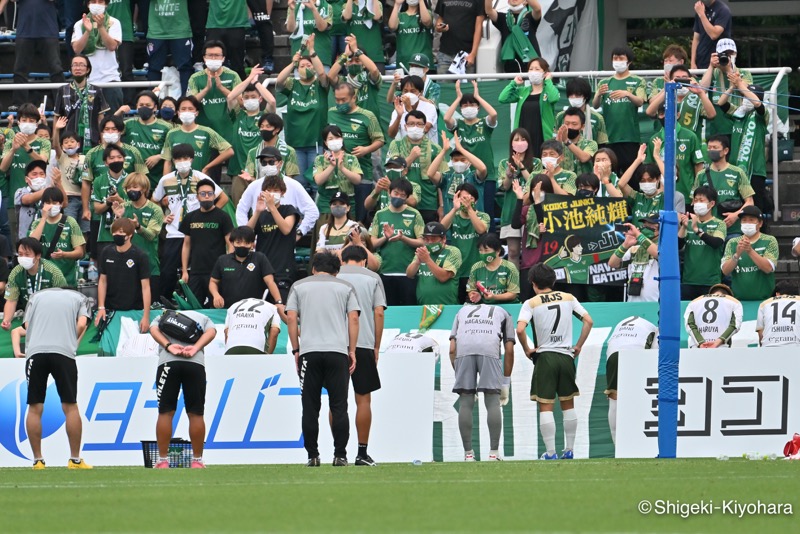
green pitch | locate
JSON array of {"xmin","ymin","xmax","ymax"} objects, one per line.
[{"xmin": 1, "ymin": 459, "xmax": 797, "ymax": 533}]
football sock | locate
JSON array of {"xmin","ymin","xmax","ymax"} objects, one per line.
[
  {"xmin": 539, "ymin": 411, "xmax": 556, "ymax": 455},
  {"xmin": 484, "ymin": 393, "xmax": 502, "ymax": 451},
  {"xmin": 358, "ymin": 443, "xmax": 368, "ymax": 458},
  {"xmin": 563, "ymin": 409, "xmax": 578, "ymax": 451},
  {"xmin": 70, "ymin": 457, "xmax": 81, "ymax": 463},
  {"xmin": 608, "ymin": 399, "xmax": 617, "ymax": 445},
  {"xmin": 158, "ymin": 457, "xmax": 169, "ymax": 463},
  {"xmin": 458, "ymin": 393, "xmax": 476, "ymax": 451},
  {"xmin": 193, "ymin": 457, "xmax": 203, "ymax": 462}
]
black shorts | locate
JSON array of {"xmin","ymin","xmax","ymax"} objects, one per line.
[
  {"xmin": 156, "ymin": 361, "xmax": 207, "ymax": 415},
  {"xmin": 26, "ymin": 353, "xmax": 78, "ymax": 405},
  {"xmin": 351, "ymin": 347, "xmax": 381, "ymax": 395}
]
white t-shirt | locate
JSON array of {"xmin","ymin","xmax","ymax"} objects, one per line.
[
  {"xmin": 607, "ymin": 316, "xmax": 658, "ymax": 355},
  {"xmin": 684, "ymin": 294, "xmax": 743, "ymax": 348},
  {"xmin": 622, "ymin": 246, "xmax": 660, "ymax": 303},
  {"xmin": 152, "ymin": 171, "xmax": 222, "ymax": 239},
  {"xmin": 225, "ymin": 298, "xmax": 281, "ymax": 353},
  {"xmin": 72, "ymin": 17, "xmax": 123, "ymax": 83},
  {"xmin": 389, "ymin": 100, "xmax": 439, "ymax": 143},
  {"xmin": 235, "ymin": 174, "xmax": 319, "ymax": 236},
  {"xmin": 757, "ymin": 295, "xmax": 800, "ymax": 347},
  {"xmin": 517, "ymin": 291, "xmax": 588, "ymax": 357},
  {"xmin": 385, "ymin": 332, "xmax": 440, "ymax": 357}
]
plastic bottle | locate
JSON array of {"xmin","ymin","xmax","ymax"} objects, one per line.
[
  {"xmin": 87, "ymin": 261, "xmax": 98, "ymax": 282},
  {"xmin": 412, "ymin": 459, "xmax": 422, "ymax": 466},
  {"xmin": 717, "ymin": 455, "xmax": 729, "ymax": 461}
]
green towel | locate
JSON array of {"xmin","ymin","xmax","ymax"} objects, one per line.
[{"xmin": 500, "ymin": 11, "xmax": 537, "ymax": 64}]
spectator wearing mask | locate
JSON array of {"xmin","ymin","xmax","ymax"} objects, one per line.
[
  {"xmin": 71, "ymin": 0, "xmax": 123, "ymax": 112},
  {"xmin": 608, "ymin": 217, "xmax": 660, "ymax": 303},
  {"xmin": 441, "ymin": 183, "xmax": 489, "ymax": 301},
  {"xmin": 161, "ymin": 96, "xmax": 234, "ymax": 177},
  {"xmin": 555, "ymin": 78, "xmax": 608, "ymax": 145},
  {"xmin": 90, "ymin": 144, "xmax": 132, "ymax": 255},
  {"xmin": 648, "ymin": 43, "xmax": 689, "ymax": 105},
  {"xmin": 179, "ymin": 179, "xmax": 233, "ymax": 306},
  {"xmin": 540, "ymin": 140, "xmax": 577, "ymax": 195},
  {"xmin": 592, "ymin": 148, "xmax": 622, "ymax": 198},
  {"xmin": 444, "ymin": 81, "xmax": 499, "ymax": 216},
  {"xmin": 510, "ymin": 175, "xmax": 548, "ymax": 301},
  {"xmin": 385, "ymin": 53, "xmax": 441, "ymax": 108},
  {"xmin": 1, "ymin": 238, "xmax": 68, "ymax": 331},
  {"xmin": 429, "ymin": 133, "xmax": 487, "ymax": 217},
  {"xmin": 368, "ymin": 178, "xmax": 425, "ymax": 306},
  {"xmin": 209, "ymin": 225, "xmax": 284, "ymax": 310},
  {"xmin": 499, "ymin": 58, "xmax": 559, "ymax": 158},
  {"xmin": 387, "ymin": 110, "xmax": 446, "ymax": 223},
  {"xmin": 13, "ymin": 162, "xmax": 59, "ymax": 241},
  {"xmin": 248, "ymin": 175, "xmax": 301, "ymax": 301},
  {"xmin": 364, "ymin": 158, "xmax": 422, "ymax": 212},
  {"xmin": 466, "ymin": 232, "xmax": 520, "ymax": 304},
  {"xmin": 117, "ymin": 91, "xmax": 174, "ymax": 192},
  {"xmin": 206, "ymin": 0, "xmax": 251, "ymax": 79},
  {"xmin": 485, "ymin": 0, "xmax": 542, "ymax": 73},
  {"xmin": 146, "ymin": 0, "xmax": 194, "ymax": 94},
  {"xmin": 388, "ymin": 76, "xmax": 439, "ymax": 143},
  {"xmin": 434, "ymin": 0, "xmax": 484, "ymax": 75},
  {"xmin": 51, "ymin": 123, "xmax": 89, "ymax": 236},
  {"xmin": 721, "ymin": 206, "xmax": 778, "ymax": 301},
  {"xmin": 692, "ymin": 134, "xmax": 754, "ymax": 236},
  {"xmin": 701, "ymin": 39, "xmax": 753, "ymax": 141},
  {"xmin": 646, "ymin": 62, "xmax": 716, "ymax": 142},
  {"xmin": 242, "ymin": 114, "xmax": 301, "ymax": 186},
  {"xmin": 555, "ymin": 108, "xmax": 598, "ymax": 177},
  {"xmin": 287, "ymin": 0, "xmax": 334, "ymax": 68},
  {"xmin": 29, "ymin": 187, "xmax": 85, "ymax": 286},
  {"xmin": 277, "ymin": 44, "xmax": 331, "ymax": 184},
  {"xmin": 54, "ymin": 55, "xmax": 109, "ymax": 154},
  {"xmin": 112, "ymin": 173, "xmax": 164, "ymax": 302},
  {"xmin": 592, "ymin": 47, "xmax": 647, "ymax": 175},
  {"xmin": 343, "ymin": 0, "xmax": 385, "ymax": 72},
  {"xmin": 316, "ymin": 191, "xmax": 359, "ymax": 252},
  {"xmin": 678, "ymin": 185, "xmax": 727, "ymax": 300},
  {"xmin": 313, "ymin": 126, "xmax": 363, "ymax": 224},
  {"xmin": 96, "ymin": 218, "xmax": 151, "ymax": 333},
  {"xmin": 616, "ymin": 145, "xmax": 665, "ymax": 229},
  {"xmin": 407, "ymin": 221, "xmax": 462, "ymax": 305},
  {"xmin": 329, "ymin": 34, "xmax": 385, "ymax": 138},
  {"xmin": 389, "ymin": 0, "xmax": 434, "ymax": 75},
  {"xmin": 691, "ymin": 0, "xmax": 732, "ymax": 70},
  {"xmin": 153, "ymin": 143, "xmax": 228, "ymax": 299}
]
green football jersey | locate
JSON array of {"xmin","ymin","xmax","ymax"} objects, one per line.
[
  {"xmin": 207, "ymin": 0, "xmax": 250, "ymax": 29},
  {"xmin": 147, "ymin": 0, "xmax": 191, "ymax": 40},
  {"xmin": 598, "ymin": 75, "xmax": 647, "ymax": 143},
  {"xmin": 313, "ymin": 153, "xmax": 362, "ymax": 213},
  {"xmin": 723, "ymin": 234, "xmax": 779, "ymax": 301},
  {"xmin": 561, "ymin": 138, "xmax": 598, "ymax": 177},
  {"xmin": 415, "ymin": 245, "xmax": 462, "ymax": 305},
  {"xmin": 368, "ymin": 206, "xmax": 424, "ymax": 274},
  {"xmin": 682, "ymin": 216, "xmax": 726, "ymax": 286},
  {"xmin": 228, "ymin": 110, "xmax": 262, "ymax": 177},
  {"xmin": 466, "ymin": 259, "xmax": 521, "ymax": 303},
  {"xmin": 453, "ymin": 118, "xmax": 496, "ymax": 182},
  {"xmin": 4, "ymin": 260, "xmax": 68, "ymax": 304},
  {"xmin": 645, "ymin": 123, "xmax": 704, "ymax": 199},
  {"xmin": 123, "ymin": 118, "xmax": 173, "ymax": 189},
  {"xmin": 281, "ymin": 78, "xmax": 329, "ymax": 148},
  {"xmin": 188, "ymin": 67, "xmax": 241, "ymax": 140},
  {"xmin": 162, "ymin": 125, "xmax": 231, "ymax": 171},
  {"xmin": 124, "ymin": 200, "xmax": 164, "ymax": 276},
  {"xmin": 448, "ymin": 211, "xmax": 490, "ymax": 278},
  {"xmin": 692, "ymin": 164, "xmax": 754, "ymax": 235},
  {"xmin": 29, "ymin": 216, "xmax": 85, "ymax": 285},
  {"xmin": 386, "ymin": 137, "xmax": 446, "ymax": 212},
  {"xmin": 329, "ymin": 106, "xmax": 384, "ymax": 187},
  {"xmin": 4, "ymin": 138, "xmax": 51, "ymax": 196},
  {"xmin": 289, "ymin": 2, "xmax": 334, "ymax": 66}
]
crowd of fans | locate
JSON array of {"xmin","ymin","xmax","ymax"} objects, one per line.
[{"xmin": 0, "ymin": 0, "xmax": 792, "ymax": 332}]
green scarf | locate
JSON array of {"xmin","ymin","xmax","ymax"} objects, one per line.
[
  {"xmin": 84, "ymin": 16, "xmax": 112, "ymax": 56},
  {"xmin": 732, "ymin": 111, "xmax": 760, "ymax": 177},
  {"xmin": 74, "ymin": 82, "xmax": 92, "ymax": 150},
  {"xmin": 501, "ymin": 9, "xmax": 537, "ymax": 63},
  {"xmin": 525, "ymin": 200, "xmax": 540, "ymax": 249}
]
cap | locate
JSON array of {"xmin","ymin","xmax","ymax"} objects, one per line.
[
  {"xmin": 330, "ymin": 191, "xmax": 349, "ymax": 205},
  {"xmin": 641, "ymin": 213, "xmax": 660, "ymax": 224},
  {"xmin": 409, "ymin": 53, "xmax": 430, "ymax": 68},
  {"xmin": 423, "ymin": 221, "xmax": 446, "ymax": 237},
  {"xmin": 258, "ymin": 146, "xmax": 283, "ymax": 161},
  {"xmin": 747, "ymin": 84, "xmax": 765, "ymax": 98},
  {"xmin": 716, "ymin": 38, "xmax": 736, "ymax": 54},
  {"xmin": 708, "ymin": 283, "xmax": 734, "ymax": 297},
  {"xmin": 385, "ymin": 156, "xmax": 408, "ymax": 169},
  {"xmin": 738, "ymin": 205, "xmax": 764, "ymax": 220}
]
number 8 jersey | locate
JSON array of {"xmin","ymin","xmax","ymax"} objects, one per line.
[
  {"xmin": 517, "ymin": 291, "xmax": 588, "ymax": 356},
  {"xmin": 684, "ymin": 294, "xmax": 743, "ymax": 348}
]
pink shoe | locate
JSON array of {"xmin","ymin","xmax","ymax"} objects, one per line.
[
  {"xmin": 191, "ymin": 460, "xmax": 206, "ymax": 469},
  {"xmin": 154, "ymin": 460, "xmax": 169, "ymax": 469}
]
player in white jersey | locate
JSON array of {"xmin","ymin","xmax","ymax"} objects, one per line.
[
  {"xmin": 385, "ymin": 332, "xmax": 440, "ymax": 357},
  {"xmin": 516, "ymin": 263, "xmax": 593, "ymax": 460},
  {"xmin": 603, "ymin": 316, "xmax": 658, "ymax": 445},
  {"xmin": 449, "ymin": 304, "xmax": 515, "ymax": 462},
  {"xmin": 757, "ymin": 281, "xmax": 800, "ymax": 347},
  {"xmin": 684, "ymin": 284, "xmax": 742, "ymax": 349},
  {"xmin": 224, "ymin": 297, "xmax": 282, "ymax": 354}
]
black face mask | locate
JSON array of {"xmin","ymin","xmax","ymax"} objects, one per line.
[
  {"xmin": 200, "ymin": 200, "xmax": 214, "ymax": 210},
  {"xmin": 126, "ymin": 190, "xmax": 142, "ymax": 202},
  {"xmin": 108, "ymin": 161, "xmax": 124, "ymax": 173},
  {"xmin": 567, "ymin": 128, "xmax": 581, "ymax": 140},
  {"xmin": 576, "ymin": 189, "xmax": 595, "ymax": 198},
  {"xmin": 159, "ymin": 107, "xmax": 175, "ymax": 121},
  {"xmin": 138, "ymin": 106, "xmax": 154, "ymax": 121},
  {"xmin": 260, "ymin": 129, "xmax": 276, "ymax": 142},
  {"xmin": 234, "ymin": 246, "xmax": 251, "ymax": 258},
  {"xmin": 113, "ymin": 234, "xmax": 127, "ymax": 247}
]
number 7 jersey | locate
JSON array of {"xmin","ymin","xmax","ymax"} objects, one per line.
[{"xmin": 517, "ymin": 291, "xmax": 588, "ymax": 356}]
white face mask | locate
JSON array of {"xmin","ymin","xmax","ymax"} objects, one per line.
[
  {"xmin": 542, "ymin": 156, "xmax": 559, "ymax": 168},
  {"xmin": 179, "ymin": 112, "xmax": 196, "ymax": 125},
  {"xmin": 677, "ymin": 87, "xmax": 690, "ymax": 97},
  {"xmin": 741, "ymin": 223, "xmax": 758, "ymax": 237},
  {"xmin": 30, "ymin": 177, "xmax": 47, "ymax": 191},
  {"xmin": 461, "ymin": 107, "xmax": 479, "ymax": 120},
  {"xmin": 102, "ymin": 132, "xmax": 120, "ymax": 144},
  {"xmin": 64, "ymin": 147, "xmax": 80, "ymax": 156},
  {"xmin": 19, "ymin": 122, "xmax": 37, "ymax": 136},
  {"xmin": 528, "ymin": 71, "xmax": 544, "ymax": 85},
  {"xmin": 403, "ymin": 92, "xmax": 419, "ymax": 107},
  {"xmin": 640, "ymin": 182, "xmax": 658, "ymax": 196},
  {"xmin": 408, "ymin": 67, "xmax": 424, "ymax": 77},
  {"xmin": 452, "ymin": 161, "xmax": 469, "ymax": 174},
  {"xmin": 263, "ymin": 164, "xmax": 279, "ymax": 177},
  {"xmin": 18, "ymin": 256, "xmax": 35, "ymax": 271},
  {"xmin": 406, "ymin": 0, "xmax": 420, "ymax": 5},
  {"xmin": 243, "ymin": 99, "xmax": 260, "ymax": 112},
  {"xmin": 88, "ymin": 4, "xmax": 106, "ymax": 16},
  {"xmin": 664, "ymin": 63, "xmax": 674, "ymax": 73},
  {"xmin": 693, "ymin": 203, "xmax": 710, "ymax": 217},
  {"xmin": 205, "ymin": 59, "xmax": 223, "ymax": 72},
  {"xmin": 509, "ymin": 3, "xmax": 526, "ymax": 13},
  {"xmin": 270, "ymin": 192, "xmax": 282, "ymax": 203},
  {"xmin": 733, "ymin": 98, "xmax": 754, "ymax": 118},
  {"xmin": 48, "ymin": 205, "xmax": 61, "ymax": 217},
  {"xmin": 568, "ymin": 97, "xmax": 585, "ymax": 108},
  {"xmin": 175, "ymin": 160, "xmax": 193, "ymax": 175},
  {"xmin": 612, "ymin": 61, "xmax": 628, "ymax": 74},
  {"xmin": 407, "ymin": 126, "xmax": 425, "ymax": 141},
  {"xmin": 327, "ymin": 139, "xmax": 343, "ymax": 152}
]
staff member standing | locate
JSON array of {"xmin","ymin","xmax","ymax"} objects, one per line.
[
  {"xmin": 23, "ymin": 287, "xmax": 93, "ymax": 469},
  {"xmin": 286, "ymin": 251, "xmax": 360, "ymax": 467}
]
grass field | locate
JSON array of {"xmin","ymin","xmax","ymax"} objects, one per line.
[{"xmin": 1, "ymin": 459, "xmax": 797, "ymax": 533}]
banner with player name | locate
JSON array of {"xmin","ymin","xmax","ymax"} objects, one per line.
[{"xmin": 539, "ymin": 194, "xmax": 629, "ymax": 285}]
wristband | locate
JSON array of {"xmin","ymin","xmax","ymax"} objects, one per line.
[
  {"xmin": 165, "ymin": 342, "xmax": 172, "ymax": 351},
  {"xmin": 97, "ymin": 307, "xmax": 106, "ymax": 310},
  {"xmin": 292, "ymin": 348, "xmax": 300, "ymax": 355},
  {"xmin": 502, "ymin": 376, "xmax": 511, "ymax": 387},
  {"xmin": 636, "ymin": 234, "xmax": 651, "ymax": 247},
  {"xmin": 614, "ymin": 245, "xmax": 627, "ymax": 259},
  {"xmin": 309, "ymin": 53, "xmax": 317, "ymax": 59}
]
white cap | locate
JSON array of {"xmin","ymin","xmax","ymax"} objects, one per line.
[{"xmin": 716, "ymin": 38, "xmax": 736, "ymax": 54}]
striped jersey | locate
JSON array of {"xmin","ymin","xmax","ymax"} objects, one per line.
[
  {"xmin": 517, "ymin": 291, "xmax": 588, "ymax": 356},
  {"xmin": 756, "ymin": 295, "xmax": 800, "ymax": 347},
  {"xmin": 684, "ymin": 294, "xmax": 743, "ymax": 348}
]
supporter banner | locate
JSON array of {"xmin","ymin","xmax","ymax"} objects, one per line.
[
  {"xmin": 537, "ymin": 0, "xmax": 600, "ymax": 72},
  {"xmin": 616, "ymin": 348, "xmax": 800, "ymax": 458},
  {"xmin": 539, "ymin": 194, "xmax": 629, "ymax": 285},
  {"xmin": 0, "ymin": 354, "xmax": 435, "ymax": 467}
]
